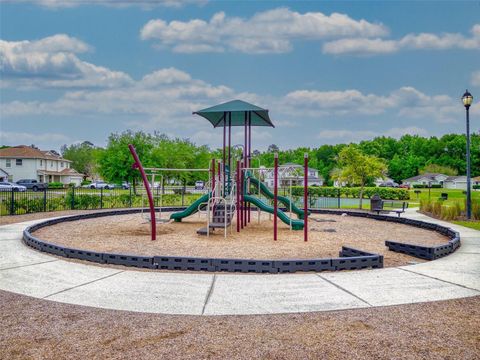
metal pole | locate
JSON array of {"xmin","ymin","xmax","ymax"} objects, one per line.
[
  {"xmin": 248, "ymin": 112, "xmax": 251, "ymax": 223},
  {"xmin": 244, "ymin": 113, "xmax": 247, "ymax": 227},
  {"xmin": 43, "ymin": 188, "xmax": 47, "ymax": 212},
  {"xmin": 211, "ymin": 158, "xmax": 215, "ymax": 195},
  {"xmin": 236, "ymin": 159, "xmax": 240, "ymax": 232},
  {"xmin": 240, "ymin": 161, "xmax": 244, "ymax": 229},
  {"xmin": 466, "ymin": 106, "xmax": 472, "ymax": 219},
  {"xmin": 274, "ymin": 152, "xmax": 278, "ymax": 241},
  {"xmin": 71, "ymin": 186, "xmax": 75, "ymax": 210},
  {"xmin": 304, "ymin": 153, "xmax": 308, "ymax": 242},
  {"xmin": 223, "ymin": 113, "xmax": 226, "ymax": 194},
  {"xmin": 128, "ymin": 144, "xmax": 156, "ymax": 240},
  {"xmin": 228, "ymin": 112, "xmax": 232, "ymax": 191},
  {"xmin": 100, "ymin": 187, "xmax": 103, "ymax": 209},
  {"xmin": 10, "ymin": 189, "xmax": 14, "ymax": 215}
]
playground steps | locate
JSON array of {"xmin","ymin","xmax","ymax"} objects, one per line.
[{"xmin": 197, "ymin": 204, "xmax": 234, "ymax": 236}]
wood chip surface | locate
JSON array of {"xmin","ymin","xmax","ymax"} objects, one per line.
[{"xmin": 34, "ymin": 212, "xmax": 449, "ymax": 267}]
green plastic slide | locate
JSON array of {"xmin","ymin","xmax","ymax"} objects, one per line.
[
  {"xmin": 170, "ymin": 193, "xmax": 210, "ymax": 222},
  {"xmin": 244, "ymin": 194, "xmax": 304, "ymax": 230},
  {"xmin": 247, "ymin": 175, "xmax": 309, "ymax": 219}
]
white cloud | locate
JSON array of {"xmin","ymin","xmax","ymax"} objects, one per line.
[
  {"xmin": 141, "ymin": 68, "xmax": 192, "ymax": 87},
  {"xmin": 281, "ymin": 86, "xmax": 461, "ymax": 124},
  {"xmin": 1, "ymin": 67, "xmax": 234, "ymax": 120},
  {"xmin": 0, "ymin": 34, "xmax": 132, "ymax": 88},
  {"xmin": 472, "ymin": 71, "xmax": 480, "ymax": 87},
  {"xmin": 323, "ymin": 38, "xmax": 397, "ymax": 55},
  {"xmin": 323, "ymin": 24, "xmax": 480, "ymax": 55},
  {"xmin": 2, "ymin": 0, "xmax": 206, "ymax": 9},
  {"xmin": 140, "ymin": 8, "xmax": 388, "ymax": 54}
]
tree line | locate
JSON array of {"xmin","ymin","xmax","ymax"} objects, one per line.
[{"xmin": 60, "ymin": 131, "xmax": 480, "ymax": 186}]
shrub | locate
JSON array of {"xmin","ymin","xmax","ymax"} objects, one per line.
[
  {"xmin": 291, "ymin": 186, "xmax": 409, "ymax": 200},
  {"xmin": 81, "ymin": 180, "xmax": 92, "ymax": 186},
  {"xmin": 48, "ymin": 182, "xmax": 64, "ymax": 189},
  {"xmin": 473, "ymin": 185, "xmax": 480, "ymax": 190}
]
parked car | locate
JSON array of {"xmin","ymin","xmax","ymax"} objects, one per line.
[
  {"xmin": 16, "ymin": 179, "xmax": 48, "ymax": 191},
  {"xmin": 0, "ymin": 182, "xmax": 27, "ymax": 192},
  {"xmin": 195, "ymin": 180, "xmax": 205, "ymax": 190},
  {"xmin": 379, "ymin": 181, "xmax": 399, "ymax": 188},
  {"xmin": 112, "ymin": 182, "xmax": 130, "ymax": 190},
  {"xmin": 83, "ymin": 181, "xmax": 114, "ymax": 190},
  {"xmin": 399, "ymin": 184, "xmax": 410, "ymax": 189}
]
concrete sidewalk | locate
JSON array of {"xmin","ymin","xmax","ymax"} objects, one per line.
[{"xmin": 0, "ymin": 209, "xmax": 478, "ymax": 315}]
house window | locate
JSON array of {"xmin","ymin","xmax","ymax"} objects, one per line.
[
  {"xmin": 40, "ymin": 160, "xmax": 43, "ymax": 166},
  {"xmin": 6, "ymin": 159, "xmax": 11, "ymax": 168},
  {"xmin": 51, "ymin": 161, "xmax": 54, "ymax": 167},
  {"xmin": 61, "ymin": 162, "xmax": 64, "ymax": 167},
  {"xmin": 16, "ymin": 159, "xmax": 22, "ymax": 166}
]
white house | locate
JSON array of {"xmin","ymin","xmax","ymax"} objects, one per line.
[
  {"xmin": 401, "ymin": 173, "xmax": 449, "ymax": 187},
  {"xmin": 474, "ymin": 176, "xmax": 480, "ymax": 187},
  {"xmin": 263, "ymin": 163, "xmax": 324, "ymax": 188},
  {"xmin": 443, "ymin": 176, "xmax": 474, "ymax": 190},
  {"xmin": 0, "ymin": 145, "xmax": 84, "ymax": 186}
]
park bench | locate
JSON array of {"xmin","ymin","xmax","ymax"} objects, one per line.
[{"xmin": 371, "ymin": 198, "xmax": 408, "ymax": 217}]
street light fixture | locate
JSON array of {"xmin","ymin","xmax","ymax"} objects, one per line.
[{"xmin": 462, "ymin": 89, "xmax": 473, "ymax": 219}]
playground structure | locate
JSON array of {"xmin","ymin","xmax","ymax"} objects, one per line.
[{"xmin": 129, "ymin": 100, "xmax": 309, "ymax": 242}]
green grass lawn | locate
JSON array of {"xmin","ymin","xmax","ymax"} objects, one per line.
[
  {"xmin": 452, "ymin": 221, "xmax": 480, "ymax": 231},
  {"xmin": 408, "ymin": 188, "xmax": 480, "ymax": 207}
]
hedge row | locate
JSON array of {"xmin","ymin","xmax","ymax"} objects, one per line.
[
  {"xmin": 413, "ymin": 184, "xmax": 442, "ymax": 189},
  {"xmin": 291, "ymin": 186, "xmax": 410, "ymax": 200}
]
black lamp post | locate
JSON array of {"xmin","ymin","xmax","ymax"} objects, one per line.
[{"xmin": 462, "ymin": 90, "xmax": 473, "ymax": 219}]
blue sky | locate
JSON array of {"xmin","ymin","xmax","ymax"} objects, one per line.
[{"xmin": 1, "ymin": 0, "xmax": 479, "ymax": 151}]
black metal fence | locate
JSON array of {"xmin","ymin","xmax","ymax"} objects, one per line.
[
  {"xmin": 0, "ymin": 187, "xmax": 207, "ymax": 216},
  {"xmin": 1, "ymin": 187, "xmax": 406, "ymax": 216}
]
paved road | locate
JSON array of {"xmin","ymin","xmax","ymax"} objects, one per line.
[{"xmin": 0, "ymin": 208, "xmax": 478, "ymax": 315}]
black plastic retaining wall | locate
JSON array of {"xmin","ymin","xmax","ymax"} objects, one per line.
[
  {"xmin": 22, "ymin": 208, "xmax": 458, "ymax": 273},
  {"xmin": 310, "ymin": 209, "xmax": 461, "ymax": 261}
]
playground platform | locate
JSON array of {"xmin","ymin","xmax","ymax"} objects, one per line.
[{"xmin": 0, "ymin": 208, "xmax": 478, "ymax": 315}]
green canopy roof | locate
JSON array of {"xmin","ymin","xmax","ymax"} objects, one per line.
[{"xmin": 193, "ymin": 100, "xmax": 274, "ymax": 128}]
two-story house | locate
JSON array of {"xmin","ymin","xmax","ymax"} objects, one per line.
[
  {"xmin": 0, "ymin": 145, "xmax": 84, "ymax": 186},
  {"xmin": 263, "ymin": 163, "xmax": 324, "ymax": 187}
]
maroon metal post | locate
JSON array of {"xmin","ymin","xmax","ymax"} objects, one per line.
[
  {"xmin": 248, "ymin": 112, "xmax": 251, "ymax": 223},
  {"xmin": 274, "ymin": 152, "xmax": 278, "ymax": 241},
  {"xmin": 244, "ymin": 114, "xmax": 248, "ymax": 227},
  {"xmin": 228, "ymin": 112, "xmax": 231, "ymax": 176},
  {"xmin": 128, "ymin": 144, "xmax": 156, "ymax": 241},
  {"xmin": 236, "ymin": 159, "xmax": 240, "ymax": 232},
  {"xmin": 211, "ymin": 158, "xmax": 215, "ymax": 195},
  {"xmin": 223, "ymin": 114, "xmax": 226, "ymax": 191},
  {"xmin": 240, "ymin": 160, "xmax": 244, "ymax": 229},
  {"xmin": 304, "ymin": 153, "xmax": 308, "ymax": 242},
  {"xmin": 218, "ymin": 160, "xmax": 221, "ymax": 197}
]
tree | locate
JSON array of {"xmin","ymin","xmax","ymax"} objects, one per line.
[
  {"xmin": 267, "ymin": 144, "xmax": 279, "ymax": 153},
  {"xmin": 61, "ymin": 141, "xmax": 99, "ymax": 179},
  {"xmin": 336, "ymin": 145, "xmax": 387, "ymax": 208},
  {"xmin": 420, "ymin": 164, "xmax": 458, "ymax": 176},
  {"xmin": 97, "ymin": 131, "xmax": 154, "ymax": 189}
]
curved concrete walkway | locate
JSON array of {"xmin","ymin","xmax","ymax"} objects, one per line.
[{"xmin": 0, "ymin": 209, "xmax": 479, "ymax": 315}]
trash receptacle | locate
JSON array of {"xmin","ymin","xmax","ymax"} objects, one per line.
[
  {"xmin": 370, "ymin": 194, "xmax": 382, "ymax": 212},
  {"xmin": 440, "ymin": 193, "xmax": 448, "ymax": 200}
]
